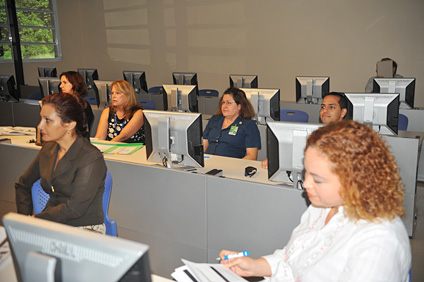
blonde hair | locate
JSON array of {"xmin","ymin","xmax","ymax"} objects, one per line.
[
  {"xmin": 305, "ymin": 120, "xmax": 405, "ymax": 222},
  {"xmin": 109, "ymin": 80, "xmax": 142, "ymax": 119}
]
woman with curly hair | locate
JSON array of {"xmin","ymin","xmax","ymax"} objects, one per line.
[
  {"xmin": 220, "ymin": 120, "xmax": 411, "ymax": 281},
  {"xmin": 95, "ymin": 79, "xmax": 144, "ymax": 143}
]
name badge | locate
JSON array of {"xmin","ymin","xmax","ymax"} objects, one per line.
[{"xmin": 229, "ymin": 125, "xmax": 239, "ymax": 135}]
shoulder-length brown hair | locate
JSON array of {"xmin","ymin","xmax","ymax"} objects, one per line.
[
  {"xmin": 215, "ymin": 87, "xmax": 256, "ymax": 119},
  {"xmin": 305, "ymin": 120, "xmax": 404, "ymax": 222},
  {"xmin": 109, "ymin": 80, "xmax": 142, "ymax": 119},
  {"xmin": 60, "ymin": 71, "xmax": 87, "ymax": 96}
]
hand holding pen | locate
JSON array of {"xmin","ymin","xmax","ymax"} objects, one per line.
[
  {"xmin": 217, "ymin": 250, "xmax": 250, "ymax": 261},
  {"xmin": 218, "ymin": 249, "xmax": 272, "ymax": 278}
]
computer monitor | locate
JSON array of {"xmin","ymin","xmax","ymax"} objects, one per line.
[
  {"xmin": 241, "ymin": 88, "xmax": 280, "ymax": 125},
  {"xmin": 38, "ymin": 67, "xmax": 57, "ymax": 78},
  {"xmin": 0, "ymin": 74, "xmax": 19, "ymax": 101},
  {"xmin": 373, "ymin": 78, "xmax": 416, "ymax": 109},
  {"xmin": 267, "ymin": 121, "xmax": 323, "ymax": 189},
  {"xmin": 296, "ymin": 76, "xmax": 330, "ymax": 104},
  {"xmin": 38, "ymin": 77, "xmax": 61, "ymax": 97},
  {"xmin": 77, "ymin": 68, "xmax": 99, "ymax": 90},
  {"xmin": 345, "ymin": 93, "xmax": 399, "ymax": 135},
  {"xmin": 123, "ymin": 71, "xmax": 148, "ymax": 95},
  {"xmin": 2, "ymin": 212, "xmax": 152, "ymax": 282},
  {"xmin": 229, "ymin": 74, "xmax": 258, "ymax": 88},
  {"xmin": 144, "ymin": 110, "xmax": 204, "ymax": 169},
  {"xmin": 162, "ymin": 84, "xmax": 199, "ymax": 113},
  {"xmin": 94, "ymin": 80, "xmax": 114, "ymax": 109}
]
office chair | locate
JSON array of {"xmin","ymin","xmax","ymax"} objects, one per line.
[
  {"xmin": 139, "ymin": 99, "xmax": 155, "ymax": 110},
  {"xmin": 84, "ymin": 96, "xmax": 97, "ymax": 106},
  {"xmin": 280, "ymin": 109, "xmax": 309, "ymax": 123},
  {"xmin": 398, "ymin": 113, "xmax": 408, "ymax": 131},
  {"xmin": 31, "ymin": 171, "xmax": 118, "ymax": 236},
  {"xmin": 199, "ymin": 89, "xmax": 219, "ymax": 97},
  {"xmin": 148, "ymin": 86, "xmax": 163, "ymax": 95}
]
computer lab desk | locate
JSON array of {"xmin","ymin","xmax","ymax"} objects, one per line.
[{"xmin": 0, "ymin": 135, "xmax": 308, "ymax": 278}]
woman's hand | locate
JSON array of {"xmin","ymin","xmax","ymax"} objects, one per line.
[{"xmin": 218, "ymin": 250, "xmax": 272, "ymax": 278}]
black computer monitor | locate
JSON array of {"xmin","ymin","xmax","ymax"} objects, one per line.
[
  {"xmin": 38, "ymin": 67, "xmax": 57, "ymax": 78},
  {"xmin": 77, "ymin": 68, "xmax": 99, "ymax": 90},
  {"xmin": 38, "ymin": 77, "xmax": 61, "ymax": 97},
  {"xmin": 267, "ymin": 121, "xmax": 323, "ymax": 189},
  {"xmin": 172, "ymin": 72, "xmax": 198, "ymax": 86},
  {"xmin": 241, "ymin": 88, "xmax": 280, "ymax": 125},
  {"xmin": 0, "ymin": 74, "xmax": 19, "ymax": 101},
  {"xmin": 123, "ymin": 71, "xmax": 148, "ymax": 95},
  {"xmin": 373, "ymin": 78, "xmax": 416, "ymax": 109},
  {"xmin": 3, "ymin": 212, "xmax": 152, "ymax": 282},
  {"xmin": 229, "ymin": 74, "xmax": 258, "ymax": 88},
  {"xmin": 94, "ymin": 80, "xmax": 114, "ymax": 108},
  {"xmin": 144, "ymin": 110, "xmax": 204, "ymax": 169},
  {"xmin": 162, "ymin": 84, "xmax": 198, "ymax": 113},
  {"xmin": 295, "ymin": 76, "xmax": 330, "ymax": 104},
  {"xmin": 345, "ymin": 93, "xmax": 399, "ymax": 135}
]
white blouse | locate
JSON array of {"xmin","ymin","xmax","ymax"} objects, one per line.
[{"xmin": 262, "ymin": 206, "xmax": 411, "ymax": 282}]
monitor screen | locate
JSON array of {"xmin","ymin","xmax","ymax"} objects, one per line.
[
  {"xmin": 144, "ymin": 110, "xmax": 204, "ymax": 168},
  {"xmin": 38, "ymin": 67, "xmax": 57, "ymax": 78},
  {"xmin": 229, "ymin": 74, "xmax": 258, "ymax": 88},
  {"xmin": 94, "ymin": 80, "xmax": 114, "ymax": 108},
  {"xmin": 241, "ymin": 88, "xmax": 280, "ymax": 125},
  {"xmin": 38, "ymin": 77, "xmax": 61, "ymax": 98},
  {"xmin": 0, "ymin": 74, "xmax": 19, "ymax": 102},
  {"xmin": 2, "ymin": 212, "xmax": 152, "ymax": 282},
  {"xmin": 162, "ymin": 84, "xmax": 198, "ymax": 113},
  {"xmin": 295, "ymin": 76, "xmax": 329, "ymax": 104},
  {"xmin": 267, "ymin": 121, "xmax": 322, "ymax": 189},
  {"xmin": 345, "ymin": 93, "xmax": 399, "ymax": 135},
  {"xmin": 77, "ymin": 68, "xmax": 99, "ymax": 90},
  {"xmin": 123, "ymin": 71, "xmax": 148, "ymax": 95},
  {"xmin": 372, "ymin": 78, "xmax": 415, "ymax": 109}
]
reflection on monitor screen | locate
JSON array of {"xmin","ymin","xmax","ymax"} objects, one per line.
[
  {"xmin": 296, "ymin": 76, "xmax": 329, "ymax": 104},
  {"xmin": 94, "ymin": 80, "xmax": 114, "ymax": 109},
  {"xmin": 241, "ymin": 88, "xmax": 280, "ymax": 125},
  {"xmin": 123, "ymin": 71, "xmax": 148, "ymax": 95},
  {"xmin": 345, "ymin": 93, "xmax": 399, "ymax": 135},
  {"xmin": 144, "ymin": 110, "xmax": 204, "ymax": 169},
  {"xmin": 0, "ymin": 74, "xmax": 19, "ymax": 102},
  {"xmin": 267, "ymin": 121, "xmax": 322, "ymax": 189},
  {"xmin": 163, "ymin": 84, "xmax": 198, "ymax": 113},
  {"xmin": 38, "ymin": 77, "xmax": 61, "ymax": 97},
  {"xmin": 38, "ymin": 67, "xmax": 57, "ymax": 78},
  {"xmin": 3, "ymin": 212, "xmax": 152, "ymax": 282},
  {"xmin": 229, "ymin": 74, "xmax": 258, "ymax": 89},
  {"xmin": 373, "ymin": 78, "xmax": 415, "ymax": 109},
  {"xmin": 172, "ymin": 72, "xmax": 198, "ymax": 86}
]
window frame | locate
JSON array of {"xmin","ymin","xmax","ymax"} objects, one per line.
[{"xmin": 0, "ymin": 0, "xmax": 62, "ymax": 63}]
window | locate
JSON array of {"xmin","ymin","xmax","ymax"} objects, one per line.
[{"xmin": 0, "ymin": 0, "xmax": 61, "ymax": 62}]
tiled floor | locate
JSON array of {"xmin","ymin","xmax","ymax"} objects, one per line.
[{"xmin": 410, "ymin": 181, "xmax": 424, "ymax": 281}]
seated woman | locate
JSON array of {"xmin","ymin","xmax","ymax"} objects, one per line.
[
  {"xmin": 95, "ymin": 80, "xmax": 144, "ymax": 143},
  {"xmin": 220, "ymin": 120, "xmax": 411, "ymax": 281},
  {"xmin": 15, "ymin": 93, "xmax": 107, "ymax": 233},
  {"xmin": 59, "ymin": 71, "xmax": 94, "ymax": 134},
  {"xmin": 203, "ymin": 87, "xmax": 261, "ymax": 160}
]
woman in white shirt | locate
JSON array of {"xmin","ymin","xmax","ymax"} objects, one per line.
[{"xmin": 219, "ymin": 120, "xmax": 411, "ymax": 282}]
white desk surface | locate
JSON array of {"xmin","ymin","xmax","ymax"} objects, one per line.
[{"xmin": 3, "ymin": 133, "xmax": 292, "ymax": 187}]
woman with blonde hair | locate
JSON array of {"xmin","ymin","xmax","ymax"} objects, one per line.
[
  {"xmin": 95, "ymin": 79, "xmax": 144, "ymax": 143},
  {"xmin": 220, "ymin": 120, "xmax": 411, "ymax": 281}
]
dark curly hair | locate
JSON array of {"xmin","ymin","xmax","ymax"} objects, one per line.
[{"xmin": 305, "ymin": 120, "xmax": 404, "ymax": 222}]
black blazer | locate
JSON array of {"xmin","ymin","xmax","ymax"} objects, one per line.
[{"xmin": 15, "ymin": 136, "xmax": 107, "ymax": 227}]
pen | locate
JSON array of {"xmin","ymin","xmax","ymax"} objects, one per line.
[{"xmin": 216, "ymin": 251, "xmax": 250, "ymax": 261}]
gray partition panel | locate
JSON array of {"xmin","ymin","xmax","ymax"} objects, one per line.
[
  {"xmin": 400, "ymin": 108, "xmax": 424, "ymax": 132},
  {"xmin": 0, "ymin": 101, "xmax": 13, "ymax": 126},
  {"xmin": 280, "ymin": 102, "xmax": 321, "ymax": 123},
  {"xmin": 206, "ymin": 176, "xmax": 308, "ymax": 262},
  {"xmin": 198, "ymin": 96, "xmax": 220, "ymax": 115}
]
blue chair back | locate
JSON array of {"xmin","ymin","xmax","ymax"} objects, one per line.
[
  {"xmin": 148, "ymin": 86, "xmax": 163, "ymax": 94},
  {"xmin": 31, "ymin": 171, "xmax": 118, "ymax": 236},
  {"xmin": 199, "ymin": 89, "xmax": 219, "ymax": 97},
  {"xmin": 280, "ymin": 109, "xmax": 309, "ymax": 122},
  {"xmin": 139, "ymin": 99, "xmax": 155, "ymax": 110},
  {"xmin": 84, "ymin": 96, "xmax": 97, "ymax": 106},
  {"xmin": 398, "ymin": 113, "xmax": 408, "ymax": 131}
]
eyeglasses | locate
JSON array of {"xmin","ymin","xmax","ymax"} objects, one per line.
[{"xmin": 220, "ymin": 101, "xmax": 236, "ymax": 106}]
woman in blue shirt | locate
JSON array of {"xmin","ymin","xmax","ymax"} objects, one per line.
[{"xmin": 203, "ymin": 87, "xmax": 261, "ymax": 160}]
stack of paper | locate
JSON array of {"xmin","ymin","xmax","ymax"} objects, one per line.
[{"xmin": 171, "ymin": 259, "xmax": 248, "ymax": 282}]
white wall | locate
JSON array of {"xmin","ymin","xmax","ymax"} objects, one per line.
[{"xmin": 1, "ymin": 0, "xmax": 424, "ymax": 106}]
